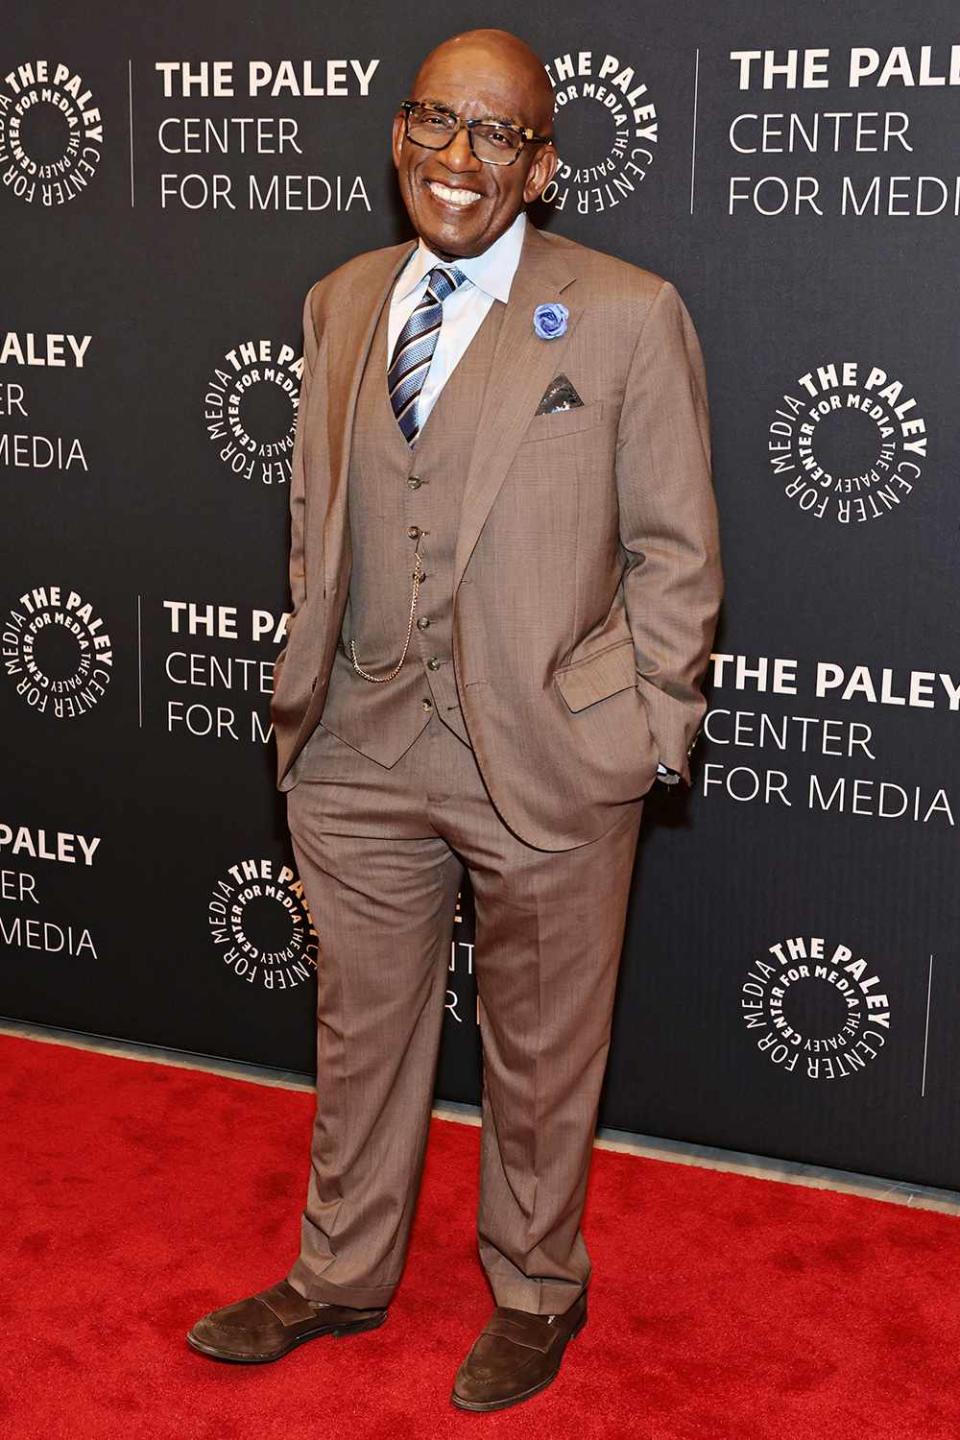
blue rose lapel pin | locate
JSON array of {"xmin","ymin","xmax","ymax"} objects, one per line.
[{"xmin": 533, "ymin": 302, "xmax": 569, "ymax": 339}]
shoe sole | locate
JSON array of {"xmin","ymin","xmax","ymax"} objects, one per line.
[
  {"xmin": 450, "ymin": 1307, "xmax": 587, "ymax": 1413},
  {"xmin": 185, "ymin": 1310, "xmax": 387, "ymax": 1363}
]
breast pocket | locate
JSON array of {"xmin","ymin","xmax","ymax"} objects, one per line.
[{"xmin": 519, "ymin": 399, "xmax": 605, "ymax": 444}]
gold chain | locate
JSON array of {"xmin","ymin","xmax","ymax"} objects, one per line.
[{"xmin": 350, "ymin": 551, "xmax": 424, "ymax": 683}]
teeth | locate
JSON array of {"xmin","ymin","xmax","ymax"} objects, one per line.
[{"xmin": 427, "ymin": 181, "xmax": 481, "ymax": 207}]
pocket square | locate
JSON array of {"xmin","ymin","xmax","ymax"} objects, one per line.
[{"xmin": 535, "ymin": 373, "xmax": 584, "ymax": 415}]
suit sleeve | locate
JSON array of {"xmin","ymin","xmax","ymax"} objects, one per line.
[
  {"xmin": 615, "ymin": 279, "xmax": 723, "ymax": 786},
  {"xmin": 284, "ymin": 282, "xmax": 320, "ymax": 639}
]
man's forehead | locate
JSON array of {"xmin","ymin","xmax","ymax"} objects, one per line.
[{"xmin": 413, "ymin": 51, "xmax": 538, "ymax": 120}]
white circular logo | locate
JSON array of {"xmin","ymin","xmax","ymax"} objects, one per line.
[
  {"xmin": 741, "ymin": 936, "xmax": 892, "ymax": 1080},
  {"xmin": 541, "ymin": 49, "xmax": 657, "ymax": 216},
  {"xmin": 2, "ymin": 585, "xmax": 113, "ymax": 718},
  {"xmin": 208, "ymin": 858, "xmax": 317, "ymax": 990},
  {"xmin": 0, "ymin": 60, "xmax": 103, "ymax": 206},
  {"xmin": 768, "ymin": 360, "xmax": 927, "ymax": 525},
  {"xmin": 204, "ymin": 340, "xmax": 303, "ymax": 485}
]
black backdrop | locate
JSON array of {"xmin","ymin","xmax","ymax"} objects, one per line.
[{"xmin": 3, "ymin": 1, "xmax": 959, "ymax": 1190}]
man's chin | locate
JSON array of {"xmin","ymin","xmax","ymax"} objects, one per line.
[
  {"xmin": 402, "ymin": 185, "xmax": 493, "ymax": 257},
  {"xmin": 413, "ymin": 217, "xmax": 486, "ymax": 259}
]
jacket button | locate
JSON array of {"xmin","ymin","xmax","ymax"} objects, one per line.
[
  {"xmin": 407, "ymin": 525, "xmax": 421, "ymax": 539},
  {"xmin": 417, "ymin": 616, "xmax": 430, "ymax": 630},
  {"xmin": 427, "ymin": 657, "xmax": 440, "ymax": 671},
  {"xmin": 407, "ymin": 475, "xmax": 423, "ymax": 489},
  {"xmin": 422, "ymin": 697, "xmax": 433, "ymax": 711}
]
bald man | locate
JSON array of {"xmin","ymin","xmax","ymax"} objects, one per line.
[{"xmin": 188, "ymin": 28, "xmax": 722, "ymax": 1413}]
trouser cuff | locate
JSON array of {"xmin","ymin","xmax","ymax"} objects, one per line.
[
  {"xmin": 287, "ymin": 1258, "xmax": 398, "ymax": 1310},
  {"xmin": 486, "ymin": 1275, "xmax": 587, "ymax": 1316}
]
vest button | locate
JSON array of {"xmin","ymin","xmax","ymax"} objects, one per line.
[
  {"xmin": 427, "ymin": 656, "xmax": 441, "ymax": 671},
  {"xmin": 407, "ymin": 475, "xmax": 423, "ymax": 489},
  {"xmin": 422, "ymin": 697, "xmax": 433, "ymax": 711},
  {"xmin": 417, "ymin": 616, "xmax": 430, "ymax": 630}
]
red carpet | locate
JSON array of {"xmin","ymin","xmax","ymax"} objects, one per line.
[{"xmin": 2, "ymin": 1032, "xmax": 960, "ymax": 1439}]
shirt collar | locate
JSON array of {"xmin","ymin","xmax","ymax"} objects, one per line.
[{"xmin": 394, "ymin": 210, "xmax": 528, "ymax": 306}]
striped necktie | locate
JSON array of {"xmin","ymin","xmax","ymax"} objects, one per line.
[{"xmin": 388, "ymin": 263, "xmax": 468, "ymax": 445}]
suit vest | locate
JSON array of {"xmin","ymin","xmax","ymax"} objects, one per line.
[{"xmin": 295, "ymin": 284, "xmax": 505, "ymax": 773}]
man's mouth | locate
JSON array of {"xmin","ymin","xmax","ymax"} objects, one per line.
[{"xmin": 424, "ymin": 179, "xmax": 483, "ymax": 209}]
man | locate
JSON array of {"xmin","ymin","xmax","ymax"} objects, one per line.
[{"xmin": 188, "ymin": 27, "xmax": 722, "ymax": 1413}]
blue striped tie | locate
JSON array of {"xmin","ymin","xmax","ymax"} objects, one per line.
[{"xmin": 388, "ymin": 264, "xmax": 468, "ymax": 445}]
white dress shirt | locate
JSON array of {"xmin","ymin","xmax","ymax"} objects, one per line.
[{"xmin": 387, "ymin": 210, "xmax": 527, "ymax": 430}]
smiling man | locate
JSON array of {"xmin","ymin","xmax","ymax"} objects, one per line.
[
  {"xmin": 392, "ymin": 32, "xmax": 555, "ymax": 259},
  {"xmin": 188, "ymin": 27, "xmax": 723, "ymax": 1414}
]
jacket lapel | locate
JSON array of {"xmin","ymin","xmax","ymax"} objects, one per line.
[
  {"xmin": 452, "ymin": 223, "xmax": 580, "ymax": 595},
  {"xmin": 322, "ymin": 241, "xmax": 416, "ymax": 597}
]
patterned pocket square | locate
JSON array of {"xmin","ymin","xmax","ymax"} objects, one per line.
[{"xmin": 535, "ymin": 373, "xmax": 584, "ymax": 415}]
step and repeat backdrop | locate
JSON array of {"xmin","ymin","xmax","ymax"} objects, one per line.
[{"xmin": 3, "ymin": 1, "xmax": 958, "ymax": 1190}]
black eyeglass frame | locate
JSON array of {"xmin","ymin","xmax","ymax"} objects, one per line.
[{"xmin": 399, "ymin": 99, "xmax": 553, "ymax": 166}]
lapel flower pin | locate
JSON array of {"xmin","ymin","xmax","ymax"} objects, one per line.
[{"xmin": 533, "ymin": 302, "xmax": 569, "ymax": 340}]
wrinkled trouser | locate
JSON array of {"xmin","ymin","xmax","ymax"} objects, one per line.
[{"xmin": 285, "ymin": 711, "xmax": 644, "ymax": 1316}]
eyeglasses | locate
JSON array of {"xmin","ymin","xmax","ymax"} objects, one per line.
[{"xmin": 399, "ymin": 100, "xmax": 552, "ymax": 166}]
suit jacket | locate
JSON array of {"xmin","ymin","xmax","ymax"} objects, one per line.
[{"xmin": 270, "ymin": 221, "xmax": 723, "ymax": 850}]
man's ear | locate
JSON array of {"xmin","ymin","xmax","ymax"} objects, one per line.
[
  {"xmin": 391, "ymin": 113, "xmax": 405, "ymax": 171},
  {"xmin": 523, "ymin": 144, "xmax": 559, "ymax": 204}
]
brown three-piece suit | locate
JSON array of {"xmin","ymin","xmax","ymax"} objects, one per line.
[{"xmin": 269, "ymin": 217, "xmax": 723, "ymax": 1316}]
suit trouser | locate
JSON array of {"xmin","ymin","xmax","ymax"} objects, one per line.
[{"xmin": 284, "ymin": 709, "xmax": 644, "ymax": 1316}]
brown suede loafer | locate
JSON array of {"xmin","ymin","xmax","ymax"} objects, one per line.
[
  {"xmin": 451, "ymin": 1289, "xmax": 587, "ymax": 1412},
  {"xmin": 186, "ymin": 1279, "xmax": 387, "ymax": 1363}
]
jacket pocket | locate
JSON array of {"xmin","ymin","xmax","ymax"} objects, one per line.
[
  {"xmin": 519, "ymin": 399, "xmax": 605, "ymax": 444},
  {"xmin": 552, "ymin": 636, "xmax": 636, "ymax": 711}
]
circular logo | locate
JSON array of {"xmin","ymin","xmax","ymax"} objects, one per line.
[
  {"xmin": 741, "ymin": 936, "xmax": 892, "ymax": 1080},
  {"xmin": 768, "ymin": 360, "xmax": 927, "ymax": 525},
  {"xmin": 208, "ymin": 858, "xmax": 317, "ymax": 990},
  {"xmin": 541, "ymin": 49, "xmax": 657, "ymax": 216},
  {"xmin": 2, "ymin": 585, "xmax": 113, "ymax": 718},
  {"xmin": 204, "ymin": 340, "xmax": 303, "ymax": 486},
  {"xmin": 0, "ymin": 60, "xmax": 103, "ymax": 206}
]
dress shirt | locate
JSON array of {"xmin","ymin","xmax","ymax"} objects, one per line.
[
  {"xmin": 387, "ymin": 210, "xmax": 527, "ymax": 430},
  {"xmin": 386, "ymin": 210, "xmax": 677, "ymax": 786}
]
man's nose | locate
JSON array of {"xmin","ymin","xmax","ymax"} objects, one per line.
[{"xmin": 442, "ymin": 126, "xmax": 482, "ymax": 173}]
